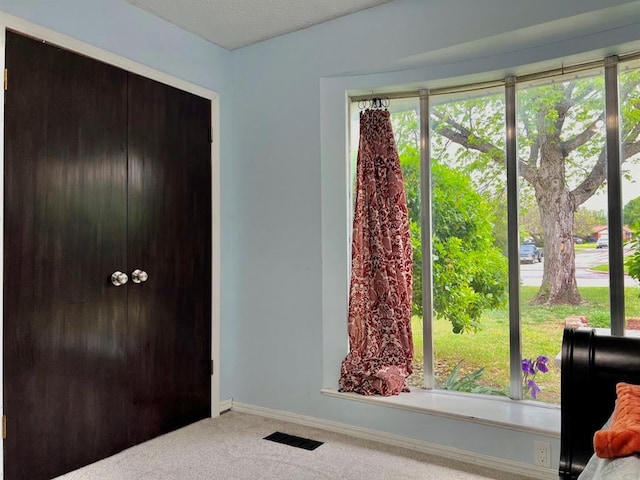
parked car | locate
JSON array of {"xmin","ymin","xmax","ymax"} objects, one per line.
[
  {"xmin": 596, "ymin": 235, "xmax": 609, "ymax": 249},
  {"xmin": 520, "ymin": 244, "xmax": 542, "ymax": 263}
]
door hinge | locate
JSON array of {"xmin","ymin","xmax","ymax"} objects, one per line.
[
  {"xmin": 2, "ymin": 415, "xmax": 6, "ymax": 439},
  {"xmin": 208, "ymin": 126, "xmax": 212, "ymax": 144},
  {"xmin": 210, "ymin": 360, "xmax": 214, "ymax": 376},
  {"xmin": 4, "ymin": 68, "xmax": 7, "ymax": 91}
]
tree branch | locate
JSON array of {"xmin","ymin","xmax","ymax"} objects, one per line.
[
  {"xmin": 431, "ymin": 115, "xmax": 538, "ymax": 184},
  {"xmin": 519, "ymin": 116, "xmax": 540, "ymax": 165},
  {"xmin": 570, "ymin": 148, "xmax": 606, "ymax": 207},
  {"xmin": 433, "ymin": 124, "xmax": 496, "ymax": 155},
  {"xmin": 572, "ymin": 139, "xmax": 640, "ymax": 207},
  {"xmin": 623, "ymin": 118, "xmax": 640, "ymax": 145},
  {"xmin": 623, "ymin": 140, "xmax": 640, "ymax": 160},
  {"xmin": 559, "ymin": 113, "xmax": 605, "ymax": 154}
]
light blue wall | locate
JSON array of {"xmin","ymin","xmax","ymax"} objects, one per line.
[
  {"xmin": 229, "ymin": 0, "xmax": 640, "ymax": 469},
  {"xmin": 0, "ymin": 0, "xmax": 238, "ymax": 401}
]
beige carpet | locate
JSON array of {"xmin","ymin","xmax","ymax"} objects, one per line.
[{"xmin": 56, "ymin": 410, "xmax": 537, "ymax": 480}]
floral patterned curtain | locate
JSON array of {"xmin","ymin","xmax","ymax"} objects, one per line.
[{"xmin": 339, "ymin": 108, "xmax": 414, "ymax": 396}]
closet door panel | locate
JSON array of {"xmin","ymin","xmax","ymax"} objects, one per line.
[
  {"xmin": 126, "ymin": 73, "xmax": 212, "ymax": 444},
  {"xmin": 3, "ymin": 32, "xmax": 129, "ymax": 480}
]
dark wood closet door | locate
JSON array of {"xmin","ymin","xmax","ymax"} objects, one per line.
[
  {"xmin": 126, "ymin": 73, "xmax": 211, "ymax": 445},
  {"xmin": 3, "ymin": 32, "xmax": 129, "ymax": 480}
]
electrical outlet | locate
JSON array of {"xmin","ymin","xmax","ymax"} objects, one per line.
[{"xmin": 534, "ymin": 440, "xmax": 551, "ymax": 468}]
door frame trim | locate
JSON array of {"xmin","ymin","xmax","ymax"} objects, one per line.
[{"xmin": 0, "ymin": 12, "xmax": 221, "ymax": 475}]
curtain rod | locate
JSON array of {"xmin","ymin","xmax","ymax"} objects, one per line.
[{"xmin": 350, "ymin": 50, "xmax": 640, "ymax": 101}]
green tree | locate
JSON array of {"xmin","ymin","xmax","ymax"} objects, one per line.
[
  {"xmin": 624, "ymin": 196, "xmax": 640, "ymax": 230},
  {"xmin": 574, "ymin": 208, "xmax": 607, "ymax": 240},
  {"xmin": 431, "ymin": 72, "xmax": 640, "ymax": 305},
  {"xmin": 519, "ymin": 201, "xmax": 543, "ymax": 246},
  {"xmin": 431, "ymin": 162, "xmax": 508, "ymax": 333},
  {"xmin": 393, "ymin": 111, "xmax": 423, "ymax": 317},
  {"xmin": 626, "ymin": 229, "xmax": 640, "ymax": 284}
]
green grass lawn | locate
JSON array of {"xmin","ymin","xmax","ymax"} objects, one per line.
[
  {"xmin": 591, "ymin": 263, "xmax": 629, "ymax": 274},
  {"xmin": 410, "ymin": 286, "xmax": 640, "ymax": 404},
  {"xmin": 574, "ymin": 243, "xmax": 597, "ymax": 251}
]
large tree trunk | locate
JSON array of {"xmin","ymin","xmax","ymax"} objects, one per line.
[
  {"xmin": 433, "ymin": 79, "xmax": 640, "ymax": 306},
  {"xmin": 531, "ymin": 145, "xmax": 583, "ymax": 305}
]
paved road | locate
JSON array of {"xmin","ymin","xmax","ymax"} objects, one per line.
[{"xmin": 520, "ymin": 248, "xmax": 638, "ymax": 287}]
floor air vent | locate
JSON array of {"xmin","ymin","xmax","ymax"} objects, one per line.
[{"xmin": 263, "ymin": 431, "xmax": 324, "ymax": 450}]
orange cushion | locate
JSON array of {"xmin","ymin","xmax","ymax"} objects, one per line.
[{"xmin": 594, "ymin": 383, "xmax": 640, "ymax": 458}]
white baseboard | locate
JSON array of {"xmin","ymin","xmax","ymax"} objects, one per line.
[
  {"xmin": 219, "ymin": 398, "xmax": 233, "ymax": 413},
  {"xmin": 231, "ymin": 401, "xmax": 556, "ymax": 480}
]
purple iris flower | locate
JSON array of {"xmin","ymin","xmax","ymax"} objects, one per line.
[
  {"xmin": 527, "ymin": 379, "xmax": 541, "ymax": 400},
  {"xmin": 536, "ymin": 356, "xmax": 549, "ymax": 373},
  {"xmin": 521, "ymin": 358, "xmax": 535, "ymax": 375},
  {"xmin": 522, "ymin": 355, "xmax": 550, "ymax": 400}
]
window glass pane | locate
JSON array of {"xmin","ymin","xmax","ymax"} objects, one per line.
[
  {"xmin": 619, "ymin": 62, "xmax": 640, "ymax": 332},
  {"xmin": 428, "ymin": 87, "xmax": 509, "ymax": 396},
  {"xmin": 388, "ymin": 99, "xmax": 424, "ymax": 386},
  {"xmin": 518, "ymin": 70, "xmax": 606, "ymax": 403}
]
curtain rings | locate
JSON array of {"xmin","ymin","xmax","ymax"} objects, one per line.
[{"xmin": 358, "ymin": 97, "xmax": 390, "ymax": 110}]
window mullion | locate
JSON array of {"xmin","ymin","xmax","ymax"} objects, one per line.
[
  {"xmin": 505, "ymin": 76, "xmax": 523, "ymax": 399},
  {"xmin": 419, "ymin": 90, "xmax": 435, "ymax": 389},
  {"xmin": 604, "ymin": 56, "xmax": 626, "ymax": 337}
]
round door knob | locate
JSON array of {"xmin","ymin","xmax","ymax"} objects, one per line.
[
  {"xmin": 111, "ymin": 271, "xmax": 128, "ymax": 286},
  {"xmin": 131, "ymin": 269, "xmax": 149, "ymax": 284}
]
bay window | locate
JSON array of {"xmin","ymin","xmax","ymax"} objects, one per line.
[{"xmin": 349, "ymin": 54, "xmax": 640, "ymax": 404}]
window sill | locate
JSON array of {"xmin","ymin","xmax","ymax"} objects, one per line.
[{"xmin": 321, "ymin": 387, "xmax": 560, "ymax": 438}]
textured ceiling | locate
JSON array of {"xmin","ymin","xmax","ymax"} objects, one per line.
[{"xmin": 124, "ymin": 0, "xmax": 391, "ymax": 50}]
